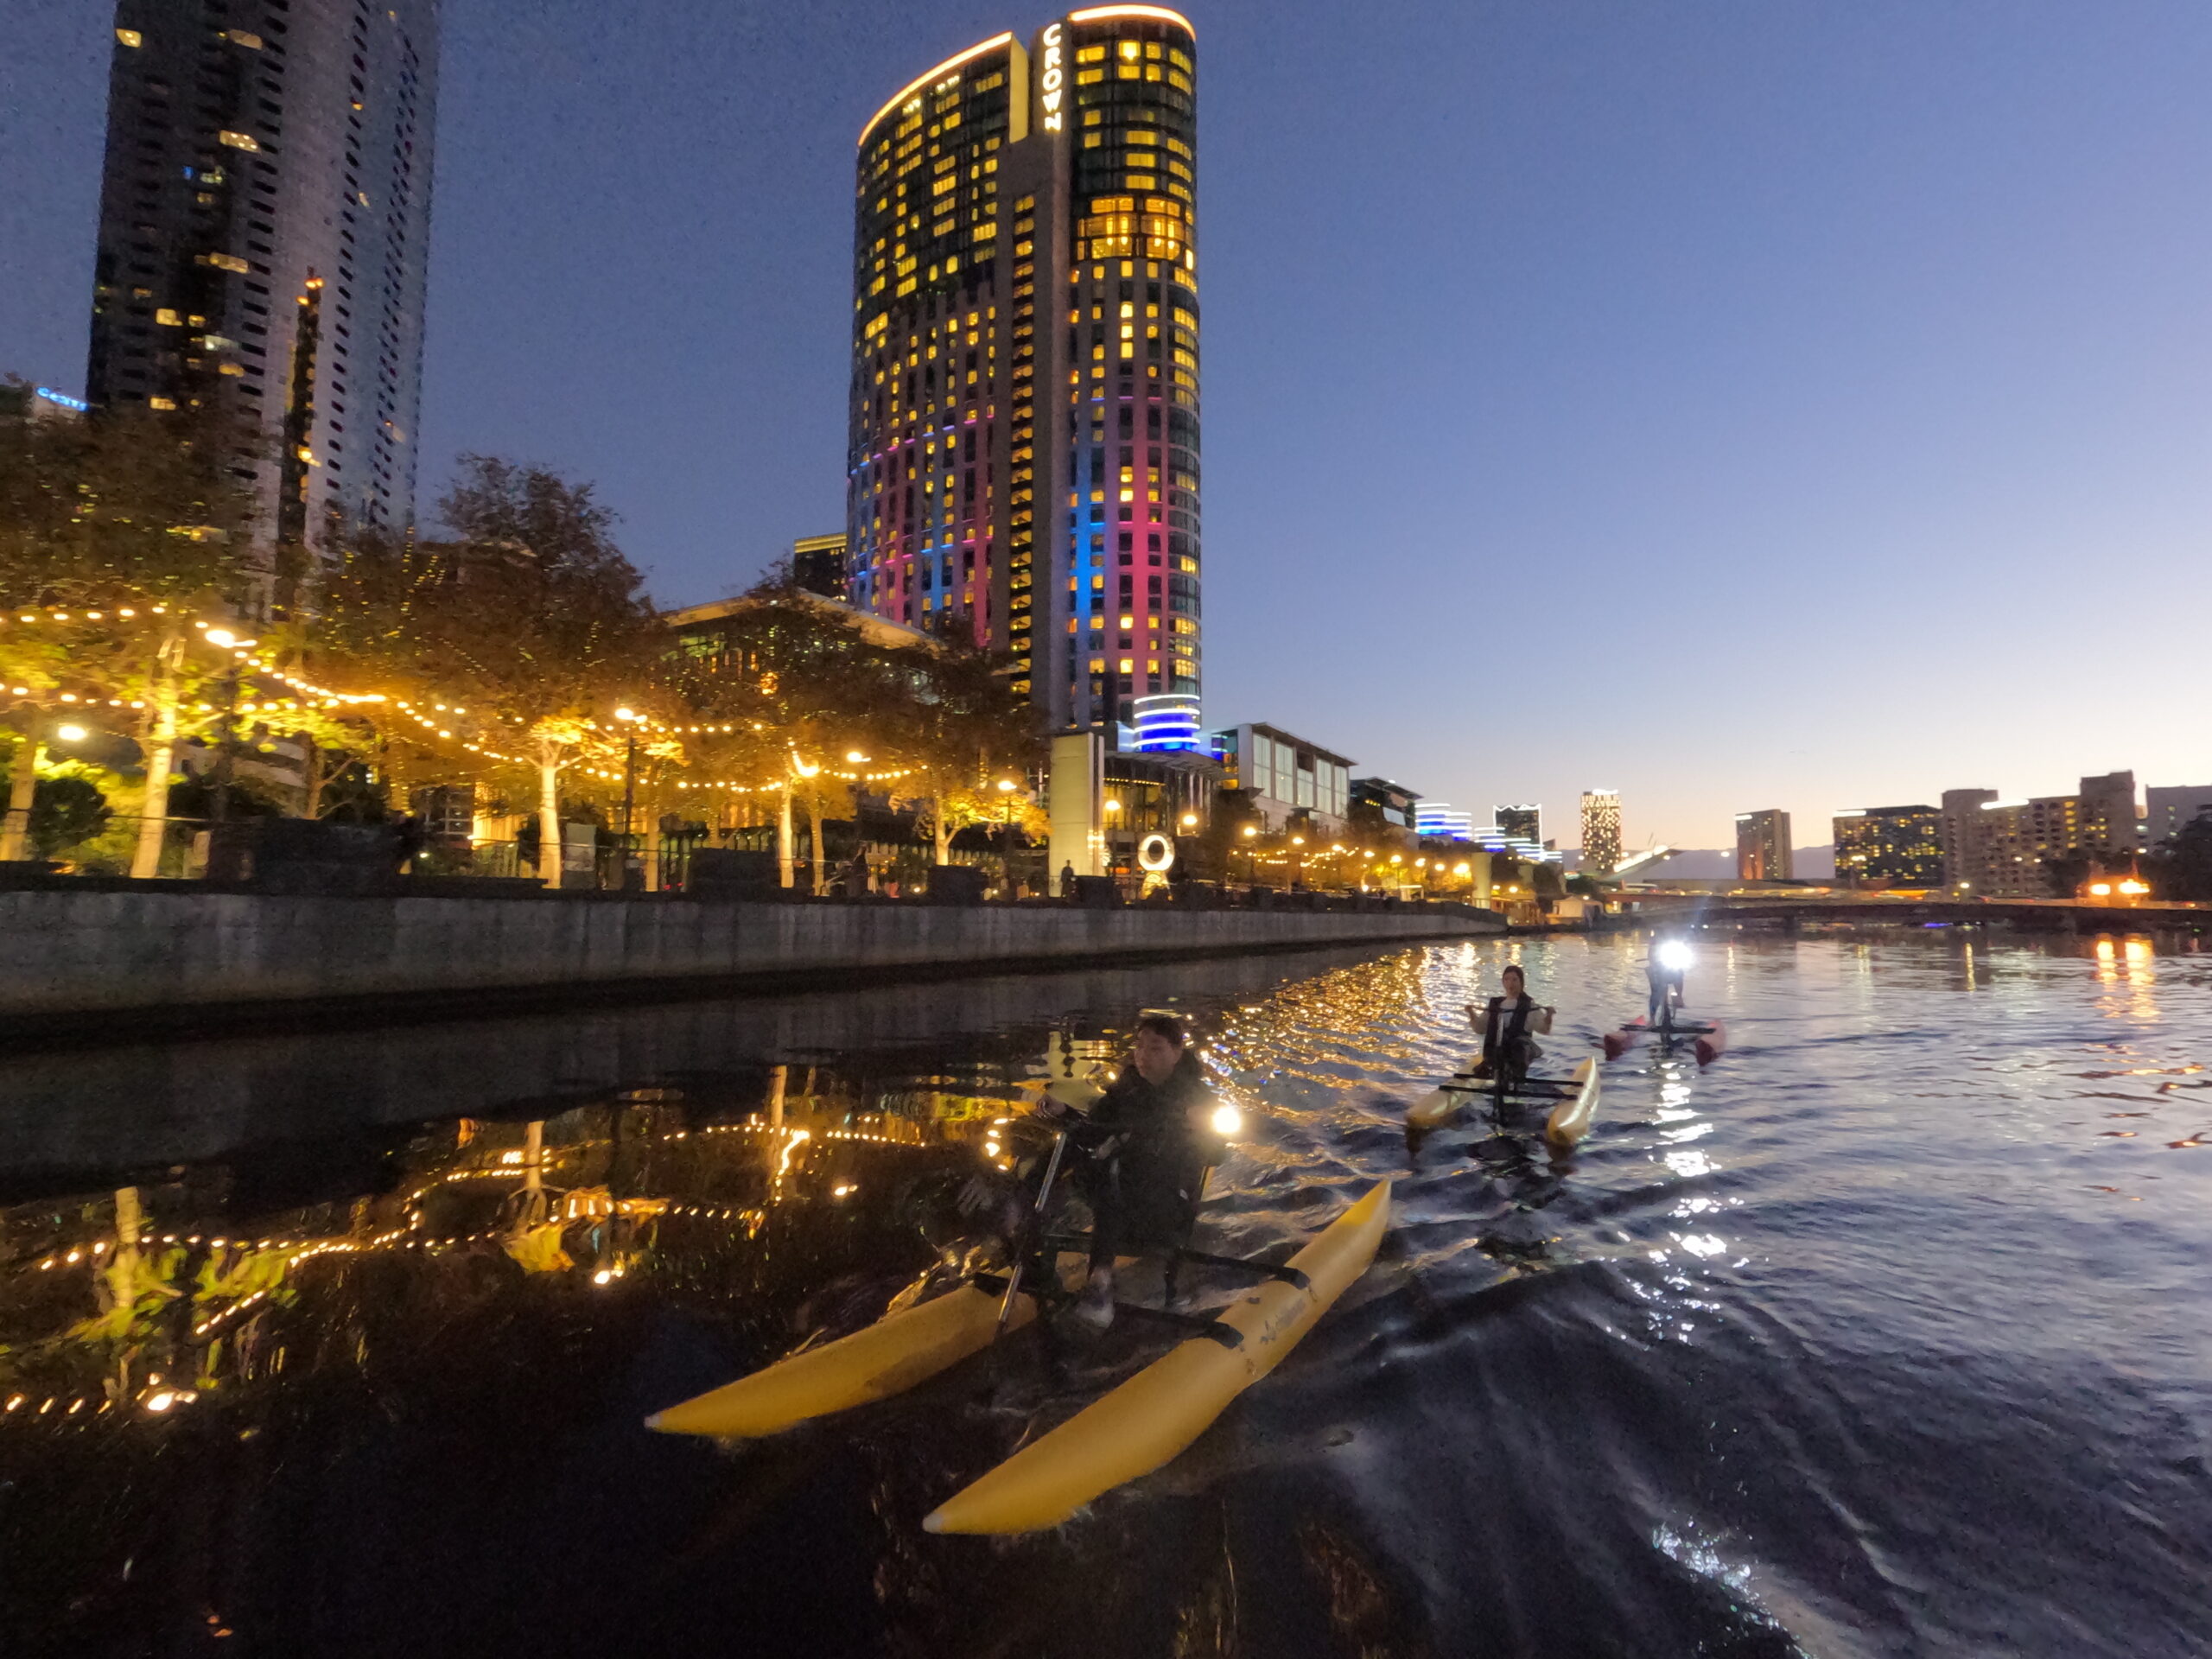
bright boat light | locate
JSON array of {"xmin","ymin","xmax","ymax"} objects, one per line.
[
  {"xmin": 1210, "ymin": 1103, "xmax": 1243, "ymax": 1137},
  {"xmin": 1657, "ymin": 940, "xmax": 1694, "ymax": 971}
]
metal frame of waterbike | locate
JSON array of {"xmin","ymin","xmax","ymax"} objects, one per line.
[{"xmin": 987, "ymin": 1123, "xmax": 1308, "ymax": 1351}]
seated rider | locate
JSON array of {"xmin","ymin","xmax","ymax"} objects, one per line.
[
  {"xmin": 1043, "ymin": 1010, "xmax": 1221, "ymax": 1331},
  {"xmin": 1647, "ymin": 931, "xmax": 1687, "ymax": 1022},
  {"xmin": 1465, "ymin": 963, "xmax": 1554, "ymax": 1082}
]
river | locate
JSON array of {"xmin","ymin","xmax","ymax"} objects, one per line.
[{"xmin": 1, "ymin": 928, "xmax": 2207, "ymax": 1656}]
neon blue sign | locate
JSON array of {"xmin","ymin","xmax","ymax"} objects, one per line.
[{"xmin": 35, "ymin": 387, "xmax": 89, "ymax": 411}]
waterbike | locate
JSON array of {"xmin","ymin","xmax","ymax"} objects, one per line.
[
  {"xmin": 1606, "ymin": 938, "xmax": 1727, "ymax": 1065},
  {"xmin": 645, "ymin": 1076, "xmax": 1389, "ymax": 1535},
  {"xmin": 1404, "ymin": 1052, "xmax": 1602, "ymax": 1155}
]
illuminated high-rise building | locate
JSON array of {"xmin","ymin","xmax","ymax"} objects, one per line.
[
  {"xmin": 845, "ymin": 7, "xmax": 1201, "ymax": 734},
  {"xmin": 1734, "ymin": 808, "xmax": 1793, "ymax": 881},
  {"xmin": 1834, "ymin": 805, "xmax": 1942, "ymax": 887},
  {"xmin": 86, "ymin": 0, "xmax": 438, "ymax": 564},
  {"xmin": 1579, "ymin": 790, "xmax": 1622, "ymax": 874}
]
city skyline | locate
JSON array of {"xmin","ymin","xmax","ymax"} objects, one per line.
[{"xmin": 5, "ymin": 1, "xmax": 2209, "ymax": 844}]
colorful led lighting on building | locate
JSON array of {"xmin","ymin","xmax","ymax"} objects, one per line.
[
  {"xmin": 1414, "ymin": 804, "xmax": 1475, "ymax": 842},
  {"xmin": 845, "ymin": 9, "xmax": 1200, "ymax": 732},
  {"xmin": 1130, "ymin": 691, "xmax": 1201, "ymax": 752}
]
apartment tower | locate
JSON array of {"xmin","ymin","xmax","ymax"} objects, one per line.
[
  {"xmin": 1580, "ymin": 790, "xmax": 1622, "ymax": 874},
  {"xmin": 86, "ymin": 0, "xmax": 437, "ymax": 566},
  {"xmin": 1734, "ymin": 809, "xmax": 1793, "ymax": 881},
  {"xmin": 845, "ymin": 7, "xmax": 1201, "ymax": 734}
]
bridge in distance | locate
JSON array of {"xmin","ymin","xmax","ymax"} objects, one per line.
[{"xmin": 1615, "ymin": 891, "xmax": 2212, "ymax": 934}]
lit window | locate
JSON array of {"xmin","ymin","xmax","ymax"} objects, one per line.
[
  {"xmin": 115, "ymin": 27, "xmax": 142, "ymax": 46},
  {"xmin": 148, "ymin": 396, "xmax": 177, "ymax": 410},
  {"xmin": 217, "ymin": 130, "xmax": 259, "ymax": 152},
  {"xmin": 155, "ymin": 308, "xmax": 181, "ymax": 326}
]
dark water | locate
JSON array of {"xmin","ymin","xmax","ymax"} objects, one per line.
[{"xmin": 3, "ymin": 931, "xmax": 2209, "ymax": 1657}]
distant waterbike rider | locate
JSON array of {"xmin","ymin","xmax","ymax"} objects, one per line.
[
  {"xmin": 1647, "ymin": 932, "xmax": 1691, "ymax": 1023},
  {"xmin": 1465, "ymin": 963, "xmax": 1554, "ymax": 1084}
]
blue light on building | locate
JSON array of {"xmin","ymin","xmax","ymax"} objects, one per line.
[
  {"xmin": 1414, "ymin": 803, "xmax": 1475, "ymax": 841},
  {"xmin": 35, "ymin": 387, "xmax": 90, "ymax": 411},
  {"xmin": 1131, "ymin": 693, "xmax": 1203, "ymax": 753}
]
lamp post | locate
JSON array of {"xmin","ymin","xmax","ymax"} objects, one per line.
[
  {"xmin": 613, "ymin": 707, "xmax": 645, "ymax": 889},
  {"xmin": 996, "ymin": 778, "xmax": 1019, "ymax": 898},
  {"xmin": 1290, "ymin": 834, "xmax": 1306, "ymax": 891},
  {"xmin": 201, "ymin": 628, "xmax": 257, "ymax": 834}
]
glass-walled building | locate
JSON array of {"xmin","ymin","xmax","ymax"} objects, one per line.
[
  {"xmin": 87, "ymin": 0, "xmax": 437, "ymax": 564},
  {"xmin": 845, "ymin": 7, "xmax": 1200, "ymax": 735},
  {"xmin": 1211, "ymin": 722, "xmax": 1351, "ymax": 838}
]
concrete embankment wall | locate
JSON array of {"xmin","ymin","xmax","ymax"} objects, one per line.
[{"xmin": 0, "ymin": 887, "xmax": 1501, "ymax": 1034}]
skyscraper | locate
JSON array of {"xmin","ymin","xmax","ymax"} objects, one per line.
[
  {"xmin": 846, "ymin": 8, "xmax": 1201, "ymax": 734},
  {"xmin": 86, "ymin": 0, "xmax": 437, "ymax": 567},
  {"xmin": 1579, "ymin": 790, "xmax": 1621, "ymax": 874},
  {"xmin": 1734, "ymin": 809, "xmax": 1793, "ymax": 881},
  {"xmin": 1495, "ymin": 804, "xmax": 1541, "ymax": 844}
]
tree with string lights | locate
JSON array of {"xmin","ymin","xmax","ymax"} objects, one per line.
[{"xmin": 0, "ymin": 385, "xmax": 260, "ymax": 869}]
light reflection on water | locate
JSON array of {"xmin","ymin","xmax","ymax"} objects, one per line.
[{"xmin": 2, "ymin": 929, "xmax": 2209, "ymax": 1656}]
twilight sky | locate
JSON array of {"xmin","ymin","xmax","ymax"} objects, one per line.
[{"xmin": 5, "ymin": 0, "xmax": 2209, "ymax": 851}]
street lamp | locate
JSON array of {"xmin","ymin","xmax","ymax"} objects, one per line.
[
  {"xmin": 201, "ymin": 629, "xmax": 257, "ymax": 832},
  {"xmin": 613, "ymin": 707, "xmax": 644, "ymax": 842},
  {"xmin": 996, "ymin": 778, "xmax": 1019, "ymax": 896}
]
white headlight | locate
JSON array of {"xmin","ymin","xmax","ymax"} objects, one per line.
[
  {"xmin": 1211, "ymin": 1103, "xmax": 1243, "ymax": 1137},
  {"xmin": 1657, "ymin": 940, "xmax": 1693, "ymax": 971}
]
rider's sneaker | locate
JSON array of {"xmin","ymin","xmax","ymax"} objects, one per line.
[{"xmin": 1070, "ymin": 1266, "xmax": 1116, "ymax": 1332}]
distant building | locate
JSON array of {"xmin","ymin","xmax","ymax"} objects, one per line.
[
  {"xmin": 1939, "ymin": 788, "xmax": 1997, "ymax": 887},
  {"xmin": 1210, "ymin": 723, "xmax": 1351, "ymax": 837},
  {"xmin": 664, "ymin": 589, "xmax": 938, "ymax": 677},
  {"xmin": 1413, "ymin": 803, "xmax": 1474, "ymax": 842},
  {"xmin": 86, "ymin": 0, "xmax": 438, "ymax": 554},
  {"xmin": 1834, "ymin": 805, "xmax": 1942, "ymax": 887},
  {"xmin": 2146, "ymin": 784, "xmax": 2212, "ymax": 846},
  {"xmin": 1580, "ymin": 790, "xmax": 1622, "ymax": 874},
  {"xmin": 1941, "ymin": 773, "xmax": 2143, "ymax": 896},
  {"xmin": 2078, "ymin": 770, "xmax": 2140, "ymax": 853},
  {"xmin": 792, "ymin": 533, "xmax": 849, "ymax": 600},
  {"xmin": 1496, "ymin": 804, "xmax": 1541, "ymax": 844},
  {"xmin": 1962, "ymin": 795, "xmax": 2086, "ymax": 897},
  {"xmin": 1351, "ymin": 778, "xmax": 1421, "ymax": 843},
  {"xmin": 1735, "ymin": 809, "xmax": 1793, "ymax": 881}
]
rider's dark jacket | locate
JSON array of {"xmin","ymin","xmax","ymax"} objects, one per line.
[
  {"xmin": 1479, "ymin": 995, "xmax": 1541, "ymax": 1071},
  {"xmin": 1084, "ymin": 1051, "xmax": 1216, "ymax": 1244}
]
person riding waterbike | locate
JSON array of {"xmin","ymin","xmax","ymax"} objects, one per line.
[
  {"xmin": 1042, "ymin": 1011, "xmax": 1226, "ymax": 1331},
  {"xmin": 1465, "ymin": 964, "xmax": 1554, "ymax": 1090},
  {"xmin": 1647, "ymin": 932, "xmax": 1691, "ymax": 1026}
]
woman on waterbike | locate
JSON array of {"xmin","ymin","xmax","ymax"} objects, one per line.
[{"xmin": 1466, "ymin": 964, "xmax": 1554, "ymax": 1088}]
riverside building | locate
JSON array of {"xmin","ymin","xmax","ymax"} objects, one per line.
[
  {"xmin": 86, "ymin": 0, "xmax": 438, "ymax": 563},
  {"xmin": 844, "ymin": 7, "xmax": 1201, "ymax": 736},
  {"xmin": 1833, "ymin": 805, "xmax": 1942, "ymax": 887},
  {"xmin": 1734, "ymin": 809, "xmax": 1793, "ymax": 881},
  {"xmin": 1580, "ymin": 791, "xmax": 1622, "ymax": 875}
]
